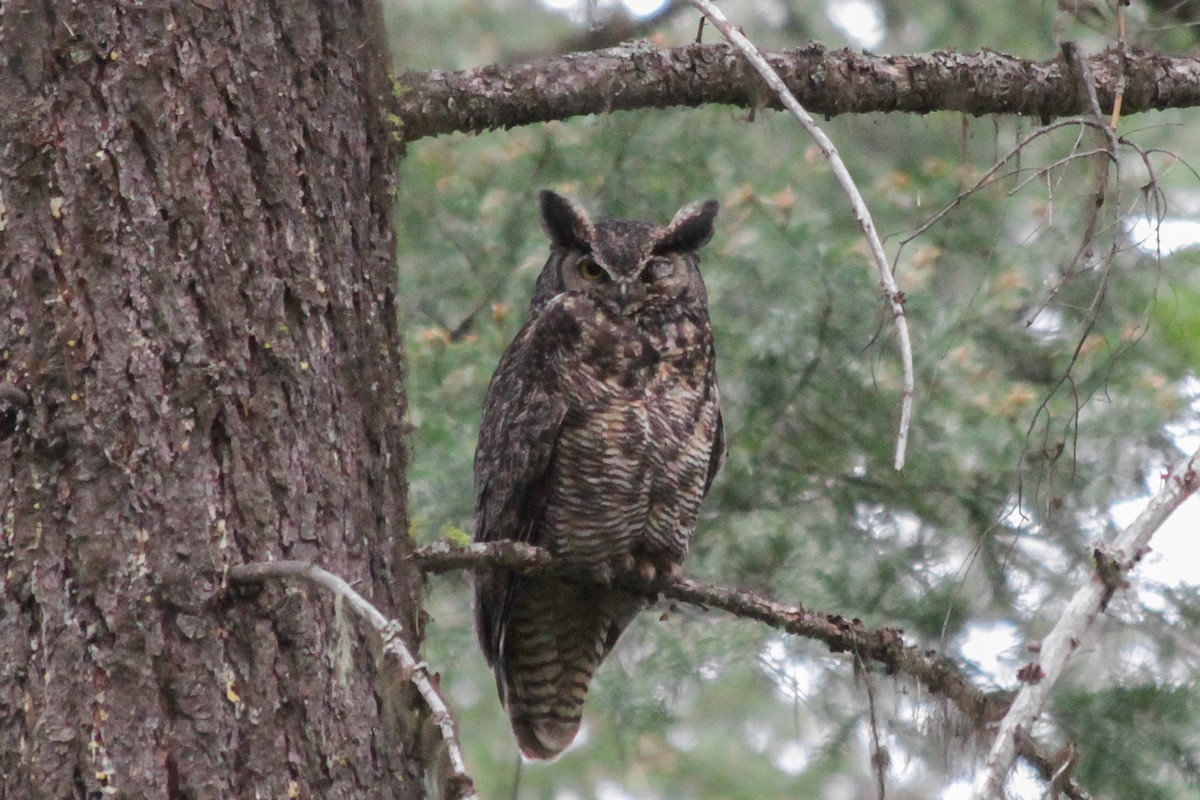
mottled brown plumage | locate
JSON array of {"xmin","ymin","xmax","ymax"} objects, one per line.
[{"xmin": 474, "ymin": 190, "xmax": 725, "ymax": 759}]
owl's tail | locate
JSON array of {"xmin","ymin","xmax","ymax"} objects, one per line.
[{"xmin": 496, "ymin": 580, "xmax": 643, "ymax": 760}]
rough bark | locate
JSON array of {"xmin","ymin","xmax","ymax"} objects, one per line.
[
  {"xmin": 0, "ymin": 2, "xmax": 424, "ymax": 798},
  {"xmin": 397, "ymin": 41, "xmax": 1200, "ymax": 142}
]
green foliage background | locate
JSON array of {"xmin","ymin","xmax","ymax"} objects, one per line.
[{"xmin": 391, "ymin": 2, "xmax": 1200, "ymax": 797}]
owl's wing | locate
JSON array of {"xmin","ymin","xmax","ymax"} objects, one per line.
[
  {"xmin": 703, "ymin": 404, "xmax": 726, "ymax": 496},
  {"xmin": 473, "ymin": 325, "xmax": 566, "ymax": 549},
  {"xmin": 473, "ymin": 314, "xmax": 569, "ymax": 661}
]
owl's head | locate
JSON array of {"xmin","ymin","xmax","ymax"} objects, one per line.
[{"xmin": 529, "ymin": 190, "xmax": 719, "ymax": 318}]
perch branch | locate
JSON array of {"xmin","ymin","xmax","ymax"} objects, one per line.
[
  {"xmin": 228, "ymin": 561, "xmax": 479, "ymax": 800},
  {"xmin": 687, "ymin": 0, "xmax": 913, "ymax": 469},
  {"xmin": 412, "ymin": 541, "xmax": 1087, "ymax": 798},
  {"xmin": 969, "ymin": 444, "xmax": 1200, "ymax": 800}
]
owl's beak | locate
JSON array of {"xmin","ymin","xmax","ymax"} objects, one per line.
[{"xmin": 616, "ymin": 282, "xmax": 644, "ymax": 316}]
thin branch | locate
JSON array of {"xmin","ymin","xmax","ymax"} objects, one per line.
[
  {"xmin": 686, "ymin": 0, "xmax": 914, "ymax": 469},
  {"xmin": 228, "ymin": 561, "xmax": 480, "ymax": 800},
  {"xmin": 894, "ymin": 118, "xmax": 1106, "ymax": 250},
  {"xmin": 1016, "ymin": 42, "xmax": 1125, "ymax": 519},
  {"xmin": 1111, "ymin": 3, "xmax": 1128, "ymax": 128},
  {"xmin": 412, "ymin": 541, "xmax": 1088, "ymax": 799},
  {"xmin": 858, "ymin": 649, "xmax": 889, "ymax": 800},
  {"xmin": 969, "ymin": 444, "xmax": 1200, "ymax": 800}
]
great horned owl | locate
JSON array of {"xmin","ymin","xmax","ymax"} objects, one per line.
[{"xmin": 473, "ymin": 190, "xmax": 725, "ymax": 759}]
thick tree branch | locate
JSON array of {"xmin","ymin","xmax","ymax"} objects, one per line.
[
  {"xmin": 412, "ymin": 541, "xmax": 1087, "ymax": 798},
  {"xmin": 396, "ymin": 43, "xmax": 1200, "ymax": 142},
  {"xmin": 228, "ymin": 562, "xmax": 480, "ymax": 800},
  {"xmin": 970, "ymin": 444, "xmax": 1200, "ymax": 800}
]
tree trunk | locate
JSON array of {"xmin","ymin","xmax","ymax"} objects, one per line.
[{"xmin": 0, "ymin": 2, "xmax": 426, "ymax": 797}]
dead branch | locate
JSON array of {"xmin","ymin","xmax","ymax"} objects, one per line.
[
  {"xmin": 1017, "ymin": 41, "xmax": 1126, "ymax": 512},
  {"xmin": 687, "ymin": 0, "xmax": 913, "ymax": 469},
  {"xmin": 228, "ymin": 561, "xmax": 480, "ymax": 800},
  {"xmin": 970, "ymin": 444, "xmax": 1200, "ymax": 800}
]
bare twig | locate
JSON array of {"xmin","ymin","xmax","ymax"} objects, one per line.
[
  {"xmin": 895, "ymin": 118, "xmax": 1108, "ymax": 251},
  {"xmin": 969, "ymin": 444, "xmax": 1200, "ymax": 800},
  {"xmin": 1017, "ymin": 42, "xmax": 1124, "ymax": 509},
  {"xmin": 1064, "ymin": 42, "xmax": 1120, "ymax": 157},
  {"xmin": 413, "ymin": 541, "xmax": 1087, "ymax": 798},
  {"xmin": 686, "ymin": 0, "xmax": 914, "ymax": 470},
  {"xmin": 228, "ymin": 560, "xmax": 480, "ymax": 800}
]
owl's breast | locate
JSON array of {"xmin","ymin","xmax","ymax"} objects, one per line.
[{"xmin": 539, "ymin": 300, "xmax": 719, "ymax": 572}]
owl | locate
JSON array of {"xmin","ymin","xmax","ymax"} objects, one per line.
[{"xmin": 473, "ymin": 190, "xmax": 725, "ymax": 759}]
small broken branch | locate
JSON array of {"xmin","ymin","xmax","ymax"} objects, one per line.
[
  {"xmin": 228, "ymin": 560, "xmax": 480, "ymax": 800},
  {"xmin": 969, "ymin": 444, "xmax": 1200, "ymax": 800},
  {"xmin": 687, "ymin": 0, "xmax": 913, "ymax": 469}
]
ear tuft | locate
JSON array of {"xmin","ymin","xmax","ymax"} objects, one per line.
[
  {"xmin": 653, "ymin": 200, "xmax": 719, "ymax": 254},
  {"xmin": 539, "ymin": 190, "xmax": 593, "ymax": 250}
]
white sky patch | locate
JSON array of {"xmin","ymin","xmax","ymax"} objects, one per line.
[
  {"xmin": 1008, "ymin": 565, "xmax": 1053, "ymax": 616},
  {"xmin": 760, "ymin": 636, "xmax": 822, "ymax": 701},
  {"xmin": 1025, "ymin": 305, "xmax": 1064, "ymax": 336},
  {"xmin": 666, "ymin": 724, "xmax": 698, "ymax": 752},
  {"xmin": 946, "ymin": 761, "xmax": 1042, "ymax": 800},
  {"xmin": 959, "ymin": 622, "xmax": 1020, "ymax": 685},
  {"xmin": 773, "ymin": 740, "xmax": 810, "ymax": 774},
  {"xmin": 1016, "ymin": 535, "xmax": 1071, "ymax": 575},
  {"xmin": 1110, "ymin": 491, "xmax": 1200, "ymax": 588},
  {"xmin": 940, "ymin": 778, "xmax": 974, "ymax": 800},
  {"xmin": 541, "ymin": 0, "xmax": 668, "ymax": 19},
  {"xmin": 825, "ymin": 0, "xmax": 886, "ymax": 49},
  {"xmin": 893, "ymin": 510, "xmax": 922, "ymax": 545},
  {"xmin": 1165, "ymin": 376, "xmax": 1200, "ymax": 451},
  {"xmin": 1001, "ymin": 496, "xmax": 1035, "ymax": 531},
  {"xmin": 1127, "ymin": 216, "xmax": 1200, "ymax": 256},
  {"xmin": 1008, "ymin": 761, "xmax": 1045, "ymax": 800},
  {"xmin": 623, "ymin": 0, "xmax": 668, "ymax": 17},
  {"xmin": 1112, "ymin": 385, "xmax": 1200, "ymax": 589},
  {"xmin": 914, "ymin": 550, "xmax": 961, "ymax": 582}
]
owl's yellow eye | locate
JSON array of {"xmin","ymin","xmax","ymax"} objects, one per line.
[{"xmin": 578, "ymin": 259, "xmax": 605, "ymax": 281}]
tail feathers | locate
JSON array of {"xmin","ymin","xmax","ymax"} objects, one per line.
[
  {"xmin": 511, "ymin": 710, "xmax": 583, "ymax": 761},
  {"xmin": 497, "ymin": 582, "xmax": 642, "ymax": 760}
]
